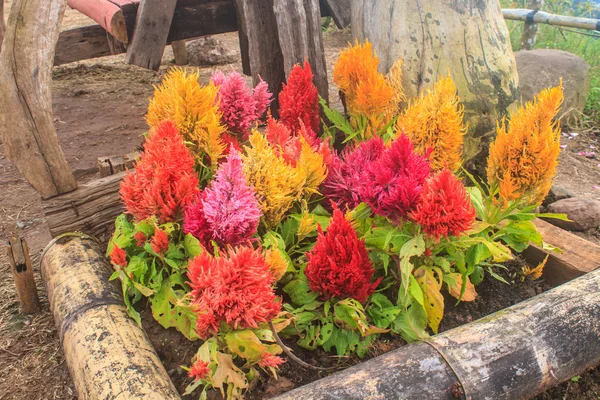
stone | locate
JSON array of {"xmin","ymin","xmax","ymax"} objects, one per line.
[
  {"xmin": 546, "ymin": 197, "xmax": 600, "ymax": 231},
  {"xmin": 542, "ymin": 184, "xmax": 575, "ymax": 207},
  {"xmin": 186, "ymin": 36, "xmax": 238, "ymax": 66},
  {"xmin": 515, "ymin": 49, "xmax": 590, "ymax": 126}
]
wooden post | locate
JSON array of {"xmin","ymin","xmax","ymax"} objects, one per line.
[
  {"xmin": 7, "ymin": 234, "xmax": 40, "ymax": 314},
  {"xmin": 125, "ymin": 0, "xmax": 177, "ymax": 70},
  {"xmin": 320, "ymin": 0, "xmax": 351, "ymax": 29},
  {"xmin": 351, "ymin": 0, "xmax": 520, "ymax": 174},
  {"xmin": 0, "ymin": 0, "xmax": 78, "ymax": 199},
  {"xmin": 520, "ymin": 0, "xmax": 543, "ymax": 50},
  {"xmin": 171, "ymin": 40, "xmax": 188, "ymax": 65},
  {"xmin": 0, "ymin": 0, "xmax": 5, "ymax": 53}
]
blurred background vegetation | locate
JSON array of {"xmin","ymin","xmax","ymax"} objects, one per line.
[{"xmin": 501, "ymin": 0, "xmax": 600, "ymax": 125}]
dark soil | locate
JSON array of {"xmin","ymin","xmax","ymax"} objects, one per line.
[{"xmin": 141, "ymin": 257, "xmax": 577, "ymax": 399}]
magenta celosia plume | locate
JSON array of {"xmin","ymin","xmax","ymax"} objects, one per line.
[
  {"xmin": 212, "ymin": 70, "xmax": 272, "ymax": 139},
  {"xmin": 278, "ymin": 61, "xmax": 320, "ymax": 134},
  {"xmin": 322, "ymin": 137, "xmax": 385, "ymax": 210},
  {"xmin": 359, "ymin": 134, "xmax": 431, "ymax": 220},
  {"xmin": 411, "ymin": 169, "xmax": 476, "ymax": 240},
  {"xmin": 187, "ymin": 246, "xmax": 281, "ymax": 339},
  {"xmin": 305, "ymin": 206, "xmax": 380, "ymax": 303},
  {"xmin": 120, "ymin": 120, "xmax": 199, "ymax": 223},
  {"xmin": 183, "ymin": 149, "xmax": 261, "ymax": 247}
]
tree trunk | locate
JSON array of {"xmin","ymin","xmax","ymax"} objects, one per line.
[
  {"xmin": 0, "ymin": 0, "xmax": 78, "ymax": 199},
  {"xmin": 520, "ymin": 0, "xmax": 544, "ymax": 50},
  {"xmin": 351, "ymin": 0, "xmax": 520, "ymax": 172},
  {"xmin": 0, "ymin": 0, "xmax": 5, "ymax": 52}
]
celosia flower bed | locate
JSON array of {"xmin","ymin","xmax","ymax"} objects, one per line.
[{"xmin": 107, "ymin": 42, "xmax": 567, "ymax": 399}]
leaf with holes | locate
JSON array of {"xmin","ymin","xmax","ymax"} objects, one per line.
[
  {"xmin": 151, "ymin": 276, "xmax": 198, "ymax": 340},
  {"xmin": 414, "ymin": 267, "xmax": 444, "ymax": 334}
]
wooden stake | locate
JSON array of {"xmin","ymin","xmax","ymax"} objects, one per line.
[
  {"xmin": 520, "ymin": 0, "xmax": 543, "ymax": 50},
  {"xmin": 7, "ymin": 234, "xmax": 40, "ymax": 314},
  {"xmin": 171, "ymin": 40, "xmax": 188, "ymax": 65}
]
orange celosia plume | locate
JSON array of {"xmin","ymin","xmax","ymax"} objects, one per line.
[
  {"xmin": 486, "ymin": 84, "xmax": 564, "ymax": 206},
  {"xmin": 396, "ymin": 75, "xmax": 466, "ymax": 171}
]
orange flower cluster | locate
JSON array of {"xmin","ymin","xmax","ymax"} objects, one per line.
[
  {"xmin": 147, "ymin": 68, "xmax": 226, "ymax": 168},
  {"xmin": 333, "ymin": 41, "xmax": 401, "ymax": 137},
  {"xmin": 487, "ymin": 85, "xmax": 564, "ymax": 206},
  {"xmin": 396, "ymin": 76, "xmax": 466, "ymax": 171}
]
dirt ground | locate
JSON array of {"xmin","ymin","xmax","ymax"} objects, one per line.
[{"xmin": 1, "ymin": 4, "xmax": 599, "ymax": 400}]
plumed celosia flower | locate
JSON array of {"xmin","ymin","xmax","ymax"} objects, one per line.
[
  {"xmin": 296, "ymin": 135, "xmax": 327, "ymax": 196},
  {"xmin": 221, "ymin": 132, "xmax": 243, "ymax": 156},
  {"xmin": 134, "ymin": 232, "xmax": 147, "ymax": 247},
  {"xmin": 397, "ymin": 76, "xmax": 466, "ymax": 171},
  {"xmin": 305, "ymin": 206, "xmax": 380, "ymax": 303},
  {"xmin": 187, "ymin": 246, "xmax": 281, "ymax": 339},
  {"xmin": 487, "ymin": 85, "xmax": 563, "ymax": 206},
  {"xmin": 243, "ymin": 131, "xmax": 306, "ymax": 228},
  {"xmin": 359, "ymin": 135, "xmax": 431, "ymax": 221},
  {"xmin": 264, "ymin": 248, "xmax": 288, "ymax": 281},
  {"xmin": 110, "ymin": 246, "xmax": 127, "ymax": 267},
  {"xmin": 279, "ymin": 61, "xmax": 320, "ymax": 134},
  {"xmin": 259, "ymin": 353, "xmax": 285, "ymax": 368},
  {"xmin": 202, "ymin": 149, "xmax": 262, "ymax": 246},
  {"xmin": 211, "ymin": 70, "xmax": 272, "ymax": 140},
  {"xmin": 147, "ymin": 68, "xmax": 226, "ymax": 167},
  {"xmin": 353, "ymin": 72, "xmax": 396, "ymax": 136},
  {"xmin": 411, "ymin": 169, "xmax": 476, "ymax": 240},
  {"xmin": 333, "ymin": 40, "xmax": 380, "ymax": 112},
  {"xmin": 387, "ymin": 57, "xmax": 406, "ymax": 112},
  {"xmin": 188, "ymin": 359, "xmax": 210, "ymax": 381},
  {"xmin": 322, "ymin": 137, "xmax": 385, "ymax": 210},
  {"xmin": 265, "ymin": 116, "xmax": 303, "ymax": 165},
  {"xmin": 120, "ymin": 120, "xmax": 199, "ymax": 223},
  {"xmin": 183, "ymin": 192, "xmax": 212, "ymax": 248},
  {"xmin": 151, "ymin": 229, "xmax": 169, "ymax": 254}
]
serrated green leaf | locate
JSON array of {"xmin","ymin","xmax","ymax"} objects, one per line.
[
  {"xmin": 183, "ymin": 233, "xmax": 203, "ymax": 258},
  {"xmin": 283, "ymin": 277, "xmax": 319, "ymax": 306}
]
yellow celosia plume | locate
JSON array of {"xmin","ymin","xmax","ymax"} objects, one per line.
[
  {"xmin": 243, "ymin": 132, "xmax": 306, "ymax": 228},
  {"xmin": 396, "ymin": 75, "xmax": 466, "ymax": 171},
  {"xmin": 486, "ymin": 84, "xmax": 564, "ymax": 206},
  {"xmin": 296, "ymin": 136, "xmax": 327, "ymax": 196},
  {"xmin": 264, "ymin": 248, "xmax": 289, "ymax": 281},
  {"xmin": 387, "ymin": 57, "xmax": 406, "ymax": 113},
  {"xmin": 147, "ymin": 68, "xmax": 226, "ymax": 168}
]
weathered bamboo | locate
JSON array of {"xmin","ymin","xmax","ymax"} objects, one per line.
[
  {"xmin": 0, "ymin": 0, "xmax": 78, "ymax": 199},
  {"xmin": 275, "ymin": 268, "xmax": 600, "ymax": 400},
  {"xmin": 41, "ymin": 236, "xmax": 181, "ymax": 400},
  {"xmin": 6, "ymin": 234, "xmax": 40, "ymax": 314},
  {"xmin": 503, "ymin": 8, "xmax": 600, "ymax": 31},
  {"xmin": 520, "ymin": 0, "xmax": 544, "ymax": 50}
]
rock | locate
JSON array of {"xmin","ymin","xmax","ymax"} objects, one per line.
[
  {"xmin": 263, "ymin": 377, "xmax": 296, "ymax": 397},
  {"xmin": 515, "ymin": 49, "xmax": 590, "ymax": 126},
  {"xmin": 542, "ymin": 184, "xmax": 575, "ymax": 207},
  {"xmin": 546, "ymin": 197, "xmax": 600, "ymax": 231},
  {"xmin": 186, "ymin": 36, "xmax": 238, "ymax": 66}
]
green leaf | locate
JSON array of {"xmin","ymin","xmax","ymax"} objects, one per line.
[
  {"xmin": 319, "ymin": 96, "xmax": 356, "ymax": 138},
  {"xmin": 151, "ymin": 276, "xmax": 199, "ymax": 340},
  {"xmin": 536, "ymin": 213, "xmax": 571, "ymax": 222},
  {"xmin": 183, "ymin": 233, "xmax": 203, "ymax": 258},
  {"xmin": 134, "ymin": 217, "xmax": 157, "ymax": 236},
  {"xmin": 470, "ymin": 265, "xmax": 485, "ymax": 286},
  {"xmin": 466, "ymin": 186, "xmax": 486, "ymax": 218},
  {"xmin": 408, "ymin": 275, "xmax": 425, "ymax": 308},
  {"xmin": 367, "ymin": 293, "xmax": 401, "ymax": 329},
  {"xmin": 283, "ymin": 277, "xmax": 319, "ymax": 306},
  {"xmin": 225, "ymin": 330, "xmax": 270, "ymax": 363},
  {"xmin": 392, "ymin": 300, "xmax": 429, "ymax": 343}
]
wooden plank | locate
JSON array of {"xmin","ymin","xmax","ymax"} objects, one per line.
[
  {"xmin": 55, "ymin": 25, "xmax": 113, "ymax": 65},
  {"xmin": 320, "ymin": 0, "xmax": 351, "ymax": 29},
  {"xmin": 0, "ymin": 0, "xmax": 78, "ymax": 199},
  {"xmin": 273, "ymin": 0, "xmax": 329, "ymax": 102},
  {"xmin": 166, "ymin": 0, "xmax": 238, "ymax": 43},
  {"xmin": 502, "ymin": 8, "xmax": 600, "ymax": 31},
  {"xmin": 42, "ymin": 172, "xmax": 125, "ymax": 239},
  {"xmin": 6, "ymin": 234, "xmax": 40, "ymax": 314},
  {"xmin": 98, "ymin": 151, "xmax": 139, "ymax": 178},
  {"xmin": 125, "ymin": 0, "xmax": 177, "ymax": 70},
  {"xmin": 522, "ymin": 218, "xmax": 600, "ymax": 286},
  {"xmin": 67, "ymin": 0, "xmax": 129, "ymax": 43},
  {"xmin": 171, "ymin": 40, "xmax": 188, "ymax": 65}
]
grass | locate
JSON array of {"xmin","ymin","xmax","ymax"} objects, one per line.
[{"xmin": 501, "ymin": 0, "xmax": 600, "ymax": 125}]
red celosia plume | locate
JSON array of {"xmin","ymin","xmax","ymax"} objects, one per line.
[
  {"xmin": 410, "ymin": 169, "xmax": 476, "ymax": 240},
  {"xmin": 110, "ymin": 246, "xmax": 127, "ymax": 267},
  {"xmin": 120, "ymin": 120, "xmax": 199, "ymax": 223},
  {"xmin": 279, "ymin": 61, "xmax": 320, "ymax": 134},
  {"xmin": 151, "ymin": 229, "xmax": 169, "ymax": 254},
  {"xmin": 305, "ymin": 206, "xmax": 380, "ymax": 303},
  {"xmin": 359, "ymin": 134, "xmax": 430, "ymax": 221},
  {"xmin": 183, "ymin": 192, "xmax": 213, "ymax": 248},
  {"xmin": 188, "ymin": 359, "xmax": 210, "ymax": 381},
  {"xmin": 187, "ymin": 246, "xmax": 281, "ymax": 339}
]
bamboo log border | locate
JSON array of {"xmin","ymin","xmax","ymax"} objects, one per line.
[{"xmin": 503, "ymin": 8, "xmax": 600, "ymax": 32}]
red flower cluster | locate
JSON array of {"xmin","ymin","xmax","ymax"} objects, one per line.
[
  {"xmin": 265, "ymin": 116, "xmax": 331, "ymax": 166},
  {"xmin": 188, "ymin": 359, "xmax": 210, "ymax": 381},
  {"xmin": 134, "ymin": 232, "xmax": 147, "ymax": 247},
  {"xmin": 279, "ymin": 61, "xmax": 320, "ymax": 135},
  {"xmin": 305, "ymin": 206, "xmax": 380, "ymax": 303},
  {"xmin": 411, "ymin": 169, "xmax": 476, "ymax": 240},
  {"xmin": 322, "ymin": 137, "xmax": 385, "ymax": 210},
  {"xmin": 359, "ymin": 135, "xmax": 430, "ymax": 220},
  {"xmin": 183, "ymin": 192, "xmax": 213, "ymax": 248},
  {"xmin": 120, "ymin": 120, "xmax": 199, "ymax": 223},
  {"xmin": 110, "ymin": 246, "xmax": 127, "ymax": 267},
  {"xmin": 259, "ymin": 353, "xmax": 285, "ymax": 368},
  {"xmin": 151, "ymin": 229, "xmax": 169, "ymax": 254},
  {"xmin": 187, "ymin": 246, "xmax": 281, "ymax": 339}
]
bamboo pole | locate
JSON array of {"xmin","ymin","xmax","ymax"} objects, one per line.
[
  {"xmin": 520, "ymin": 0, "xmax": 543, "ymax": 50},
  {"xmin": 41, "ymin": 235, "xmax": 180, "ymax": 400},
  {"xmin": 503, "ymin": 8, "xmax": 600, "ymax": 32},
  {"xmin": 275, "ymin": 268, "xmax": 600, "ymax": 400}
]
